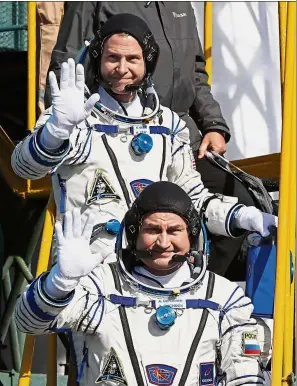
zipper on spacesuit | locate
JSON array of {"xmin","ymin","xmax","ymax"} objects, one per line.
[
  {"xmin": 57, "ymin": 174, "xmax": 67, "ymax": 215},
  {"xmin": 76, "ymin": 342, "xmax": 89, "ymax": 383}
]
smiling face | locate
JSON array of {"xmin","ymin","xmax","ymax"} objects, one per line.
[
  {"xmin": 100, "ymin": 33, "xmax": 145, "ymax": 102},
  {"xmin": 136, "ymin": 212, "xmax": 190, "ymax": 276}
]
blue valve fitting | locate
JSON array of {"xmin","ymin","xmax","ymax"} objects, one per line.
[
  {"xmin": 155, "ymin": 305, "xmax": 176, "ymax": 330},
  {"xmin": 131, "ymin": 133, "xmax": 153, "ymax": 155},
  {"xmin": 105, "ymin": 219, "xmax": 121, "ymax": 235}
]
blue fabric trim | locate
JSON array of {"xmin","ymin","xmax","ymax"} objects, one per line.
[
  {"xmin": 223, "ymin": 295, "xmax": 245, "ymax": 312},
  {"xmin": 222, "ymin": 286, "xmax": 240, "ymax": 309},
  {"xmin": 226, "ymin": 204, "xmax": 245, "ymax": 237},
  {"xmin": 93, "ymin": 124, "xmax": 170, "ymax": 135},
  {"xmin": 36, "ymin": 127, "xmax": 70, "ymax": 156},
  {"xmin": 37, "ymin": 272, "xmax": 74, "ymax": 307},
  {"xmin": 72, "ymin": 130, "xmax": 92, "ymax": 165},
  {"xmin": 109, "ymin": 294, "xmax": 136, "ymax": 307},
  {"xmin": 222, "ymin": 322, "xmax": 257, "ymax": 338},
  {"xmin": 173, "ymin": 118, "xmax": 181, "ymax": 134},
  {"xmin": 187, "ymin": 184, "xmax": 203, "ymax": 196},
  {"xmin": 174, "ymin": 124, "xmax": 187, "ymax": 136},
  {"xmin": 83, "ymin": 274, "xmax": 104, "ymax": 333},
  {"xmin": 15, "ymin": 307, "xmax": 43, "ymax": 332},
  {"xmin": 29, "ymin": 137, "xmax": 62, "ymax": 167},
  {"xmin": 172, "ymin": 144, "xmax": 184, "ymax": 157},
  {"xmin": 21, "ymin": 298, "xmax": 48, "ymax": 324},
  {"xmin": 230, "ymin": 375, "xmax": 265, "ymax": 382},
  {"xmin": 26, "ymin": 280, "xmax": 56, "ymax": 321},
  {"xmin": 170, "ymin": 111, "xmax": 174, "ymax": 132},
  {"xmin": 16, "ymin": 149, "xmax": 40, "ymax": 177},
  {"xmin": 109, "ymin": 295, "xmax": 220, "ymax": 310}
]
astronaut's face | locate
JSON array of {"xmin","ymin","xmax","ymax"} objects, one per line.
[
  {"xmin": 100, "ymin": 33, "xmax": 145, "ymax": 102},
  {"xmin": 136, "ymin": 212, "xmax": 190, "ymax": 276}
]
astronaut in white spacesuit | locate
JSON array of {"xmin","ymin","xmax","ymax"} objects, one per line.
[
  {"xmin": 15, "ymin": 181, "xmax": 267, "ymax": 386},
  {"xmin": 11, "ymin": 13, "xmax": 277, "ymax": 258}
]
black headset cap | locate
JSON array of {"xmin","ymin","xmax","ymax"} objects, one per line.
[{"xmin": 89, "ymin": 13, "xmax": 160, "ymax": 87}]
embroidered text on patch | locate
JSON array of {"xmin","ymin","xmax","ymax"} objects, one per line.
[
  {"xmin": 146, "ymin": 364, "xmax": 177, "ymax": 385},
  {"xmin": 242, "ymin": 330, "xmax": 261, "ymax": 356},
  {"xmin": 172, "ymin": 12, "xmax": 187, "ymax": 18},
  {"xmin": 130, "ymin": 179, "xmax": 153, "ymax": 197},
  {"xmin": 199, "ymin": 362, "xmax": 214, "ymax": 386},
  {"xmin": 87, "ymin": 169, "xmax": 120, "ymax": 205},
  {"xmin": 96, "ymin": 347, "xmax": 127, "ymax": 384}
]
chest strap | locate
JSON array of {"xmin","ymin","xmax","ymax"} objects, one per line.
[
  {"xmin": 108, "ymin": 294, "xmax": 219, "ymax": 311},
  {"xmin": 94, "ymin": 124, "xmax": 171, "ymax": 135},
  {"xmin": 109, "ymin": 263, "xmax": 215, "ymax": 386}
]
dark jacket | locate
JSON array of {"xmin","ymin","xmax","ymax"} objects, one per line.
[{"xmin": 45, "ymin": 1, "xmax": 230, "ymax": 148}]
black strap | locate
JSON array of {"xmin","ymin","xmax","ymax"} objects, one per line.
[
  {"xmin": 101, "ymin": 134, "xmax": 131, "ymax": 208},
  {"xmin": 159, "ymin": 134, "xmax": 166, "ymax": 180},
  {"xmin": 109, "ymin": 263, "xmax": 145, "ymax": 386},
  {"xmin": 178, "ymin": 272, "xmax": 215, "ymax": 386}
]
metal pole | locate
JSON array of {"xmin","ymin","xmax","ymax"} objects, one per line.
[
  {"xmin": 278, "ymin": 2, "xmax": 287, "ymax": 97},
  {"xmin": 204, "ymin": 2, "xmax": 212, "ymax": 85},
  {"xmin": 27, "ymin": 1, "xmax": 36, "ymax": 131},
  {"xmin": 271, "ymin": 2, "xmax": 296, "ymax": 384},
  {"xmin": 3, "ymin": 272, "xmax": 21, "ymax": 372},
  {"xmin": 0, "ymin": 206, "xmax": 45, "ymax": 344},
  {"xmin": 18, "ymin": 195, "xmax": 56, "ymax": 386}
]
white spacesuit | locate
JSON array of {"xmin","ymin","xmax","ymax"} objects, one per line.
[
  {"xmin": 11, "ymin": 14, "xmax": 277, "ymax": 257},
  {"xmin": 15, "ymin": 182, "xmax": 266, "ymax": 386}
]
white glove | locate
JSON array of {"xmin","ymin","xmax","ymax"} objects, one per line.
[
  {"xmin": 45, "ymin": 208, "xmax": 112, "ymax": 298},
  {"xmin": 234, "ymin": 206, "xmax": 278, "ymax": 237},
  {"xmin": 44, "ymin": 58, "xmax": 99, "ymax": 142}
]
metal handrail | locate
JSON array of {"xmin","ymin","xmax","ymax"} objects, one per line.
[
  {"xmin": 271, "ymin": 2, "xmax": 296, "ymax": 384},
  {"xmin": 204, "ymin": 2, "xmax": 212, "ymax": 85}
]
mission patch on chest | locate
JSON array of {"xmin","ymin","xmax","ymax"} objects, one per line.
[{"xmin": 87, "ymin": 169, "xmax": 121, "ymax": 204}]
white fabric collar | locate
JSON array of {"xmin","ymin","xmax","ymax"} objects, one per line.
[
  {"xmin": 98, "ymin": 87, "xmax": 143, "ymax": 117},
  {"xmin": 132, "ymin": 263, "xmax": 191, "ymax": 288}
]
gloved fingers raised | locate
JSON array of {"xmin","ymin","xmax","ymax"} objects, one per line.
[
  {"xmin": 76, "ymin": 63, "xmax": 85, "ymax": 91},
  {"xmin": 48, "ymin": 71, "xmax": 60, "ymax": 98},
  {"xmin": 84, "ymin": 93, "xmax": 100, "ymax": 117},
  {"xmin": 63, "ymin": 211, "xmax": 74, "ymax": 240},
  {"xmin": 54, "ymin": 221, "xmax": 65, "ymax": 246},
  {"xmin": 68, "ymin": 58, "xmax": 76, "ymax": 89},
  {"xmin": 82, "ymin": 212, "xmax": 96, "ymax": 241},
  {"xmin": 60, "ymin": 61, "xmax": 70, "ymax": 91},
  {"xmin": 72, "ymin": 208, "xmax": 82, "ymax": 239}
]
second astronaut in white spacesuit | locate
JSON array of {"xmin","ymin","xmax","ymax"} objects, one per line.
[
  {"xmin": 15, "ymin": 181, "xmax": 268, "ymax": 386},
  {"xmin": 11, "ymin": 13, "xmax": 277, "ymax": 257}
]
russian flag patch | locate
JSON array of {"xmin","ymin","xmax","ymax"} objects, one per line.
[{"xmin": 242, "ymin": 331, "xmax": 261, "ymax": 356}]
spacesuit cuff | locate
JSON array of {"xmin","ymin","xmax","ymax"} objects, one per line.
[
  {"xmin": 31, "ymin": 127, "xmax": 70, "ymax": 165},
  {"xmin": 204, "ymin": 196, "xmax": 245, "ymax": 237},
  {"xmin": 42, "ymin": 267, "xmax": 78, "ymax": 301},
  {"xmin": 227, "ymin": 204, "xmax": 247, "ymax": 237}
]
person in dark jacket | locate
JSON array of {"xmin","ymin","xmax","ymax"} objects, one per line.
[{"xmin": 44, "ymin": 1, "xmax": 256, "ymax": 278}]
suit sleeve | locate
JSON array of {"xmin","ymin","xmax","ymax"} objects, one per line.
[
  {"xmin": 15, "ymin": 272, "xmax": 105, "ymax": 335},
  {"xmin": 11, "ymin": 110, "xmax": 71, "ymax": 180},
  {"xmin": 219, "ymin": 286, "xmax": 265, "ymax": 385},
  {"xmin": 188, "ymin": 5, "xmax": 230, "ymax": 141},
  {"xmin": 166, "ymin": 110, "xmax": 242, "ymax": 237}
]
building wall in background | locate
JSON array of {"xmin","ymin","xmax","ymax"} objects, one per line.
[{"xmin": 192, "ymin": 2, "xmax": 282, "ymax": 160}]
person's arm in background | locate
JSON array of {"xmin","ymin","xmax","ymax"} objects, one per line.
[
  {"xmin": 188, "ymin": 5, "xmax": 230, "ymax": 158},
  {"xmin": 44, "ymin": 1, "xmax": 98, "ymax": 108}
]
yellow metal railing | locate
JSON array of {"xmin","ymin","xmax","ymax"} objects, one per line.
[
  {"xmin": 271, "ymin": 2, "xmax": 296, "ymax": 385},
  {"xmin": 204, "ymin": 2, "xmax": 212, "ymax": 85},
  {"xmin": 18, "ymin": 195, "xmax": 56, "ymax": 386}
]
